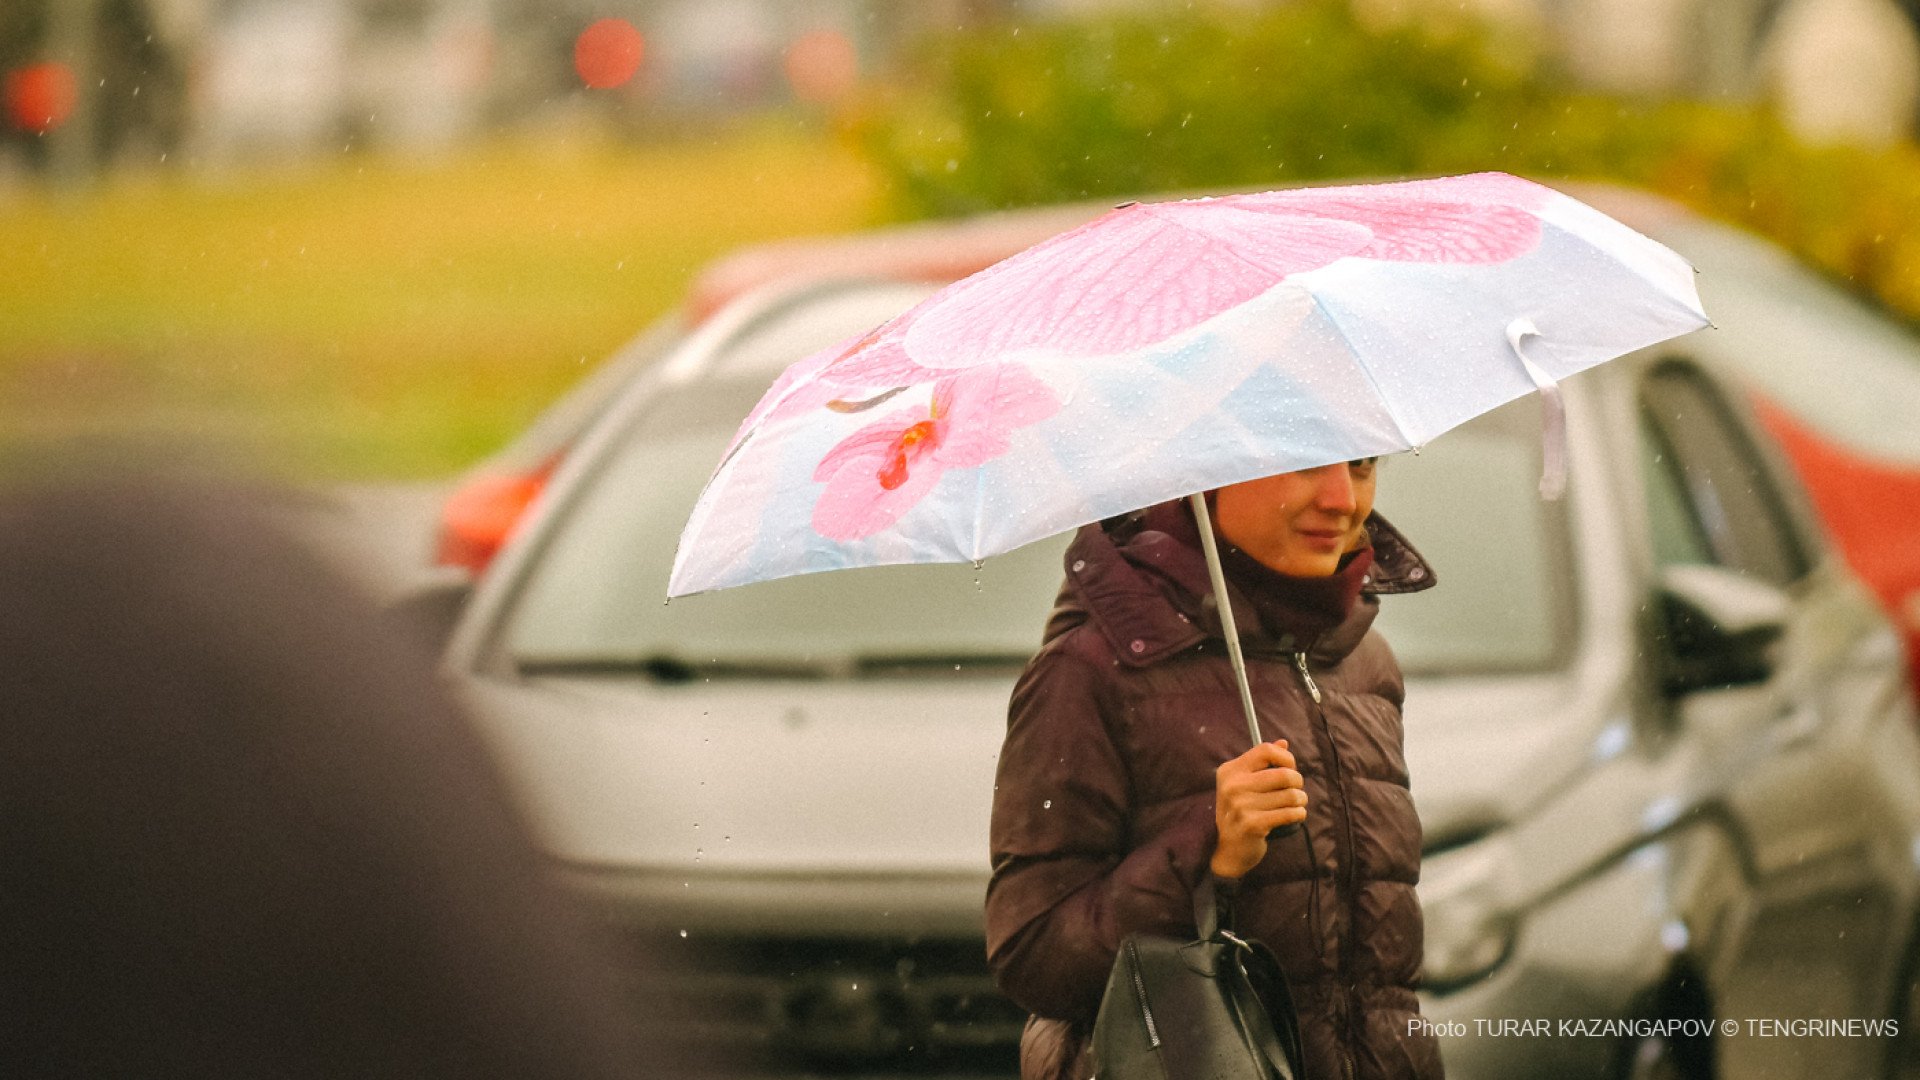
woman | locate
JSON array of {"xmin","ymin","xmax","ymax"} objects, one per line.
[{"xmin": 986, "ymin": 458, "xmax": 1445, "ymax": 1080}]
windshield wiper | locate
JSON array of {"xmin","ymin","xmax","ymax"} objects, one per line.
[
  {"xmin": 515, "ymin": 650, "xmax": 1035, "ymax": 683},
  {"xmin": 516, "ymin": 653, "xmax": 834, "ymax": 684},
  {"xmin": 848, "ymin": 652, "xmax": 1034, "ymax": 676}
]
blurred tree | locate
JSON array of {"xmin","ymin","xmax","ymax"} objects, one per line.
[{"xmin": 848, "ymin": 0, "xmax": 1920, "ymax": 327}]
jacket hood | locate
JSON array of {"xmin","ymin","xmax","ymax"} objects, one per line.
[{"xmin": 1045, "ymin": 501, "xmax": 1436, "ymax": 669}]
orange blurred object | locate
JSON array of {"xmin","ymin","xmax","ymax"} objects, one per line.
[
  {"xmin": 1750, "ymin": 395, "xmax": 1920, "ymax": 687},
  {"xmin": 574, "ymin": 18, "xmax": 645, "ymax": 90},
  {"xmin": 434, "ymin": 460, "xmax": 558, "ymax": 575},
  {"xmin": 783, "ymin": 29, "xmax": 858, "ymax": 105},
  {"xmin": 5, "ymin": 62, "xmax": 76, "ymax": 133}
]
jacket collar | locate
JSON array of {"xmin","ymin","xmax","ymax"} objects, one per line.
[{"xmin": 1049, "ymin": 503, "xmax": 1436, "ymax": 669}]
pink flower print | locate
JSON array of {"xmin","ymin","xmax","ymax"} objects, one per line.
[
  {"xmin": 818, "ymin": 334, "xmax": 939, "ymax": 391},
  {"xmin": 901, "ymin": 206, "xmax": 1371, "ymax": 371},
  {"xmin": 896, "ymin": 175, "xmax": 1550, "ymax": 371},
  {"xmin": 727, "ymin": 327, "xmax": 945, "ymax": 467},
  {"xmin": 1239, "ymin": 173, "xmax": 1545, "ymax": 265},
  {"xmin": 811, "ymin": 363, "xmax": 1060, "ymax": 542}
]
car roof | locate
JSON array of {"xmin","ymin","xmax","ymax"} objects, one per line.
[{"xmin": 684, "ymin": 179, "xmax": 1696, "ymax": 323}]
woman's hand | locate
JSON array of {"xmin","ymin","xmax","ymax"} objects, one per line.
[{"xmin": 1210, "ymin": 739, "xmax": 1307, "ymax": 879}]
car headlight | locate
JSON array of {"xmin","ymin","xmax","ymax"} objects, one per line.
[{"xmin": 1419, "ymin": 836, "xmax": 1521, "ymax": 993}]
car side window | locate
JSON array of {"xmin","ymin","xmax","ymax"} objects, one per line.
[
  {"xmin": 1640, "ymin": 428, "xmax": 1714, "ymax": 569},
  {"xmin": 1637, "ymin": 361, "xmax": 1811, "ymax": 587}
]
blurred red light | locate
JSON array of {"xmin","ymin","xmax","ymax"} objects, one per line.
[
  {"xmin": 434, "ymin": 464, "xmax": 556, "ymax": 575},
  {"xmin": 784, "ymin": 29, "xmax": 858, "ymax": 105},
  {"xmin": 575, "ymin": 18, "xmax": 645, "ymax": 90},
  {"xmin": 5, "ymin": 63, "xmax": 77, "ymax": 134}
]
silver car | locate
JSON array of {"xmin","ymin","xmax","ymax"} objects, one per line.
[{"xmin": 445, "ymin": 264, "xmax": 1920, "ymax": 1076}]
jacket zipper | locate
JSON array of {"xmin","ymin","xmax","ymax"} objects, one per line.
[
  {"xmin": 1295, "ymin": 651, "xmax": 1358, "ymax": 1080},
  {"xmin": 1126, "ymin": 940, "xmax": 1161, "ymax": 1049},
  {"xmin": 1293, "ymin": 652, "xmax": 1321, "ymax": 703}
]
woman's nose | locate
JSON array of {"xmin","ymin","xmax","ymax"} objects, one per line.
[{"xmin": 1313, "ymin": 464, "xmax": 1357, "ymax": 512}]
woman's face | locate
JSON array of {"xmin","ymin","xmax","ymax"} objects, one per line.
[{"xmin": 1213, "ymin": 459, "xmax": 1377, "ymax": 577}]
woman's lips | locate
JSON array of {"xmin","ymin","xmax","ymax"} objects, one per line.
[{"xmin": 1296, "ymin": 528, "xmax": 1346, "ymax": 552}]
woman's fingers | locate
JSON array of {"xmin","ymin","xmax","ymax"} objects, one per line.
[
  {"xmin": 1234, "ymin": 766, "xmax": 1304, "ymax": 792},
  {"xmin": 1244, "ymin": 740, "xmax": 1297, "ymax": 772},
  {"xmin": 1214, "ymin": 738, "xmax": 1310, "ymax": 879},
  {"xmin": 1219, "ymin": 787, "xmax": 1307, "ymax": 830},
  {"xmin": 1222, "ymin": 786, "xmax": 1308, "ymax": 820},
  {"xmin": 1251, "ymin": 806, "xmax": 1308, "ymax": 831},
  {"xmin": 1217, "ymin": 741, "xmax": 1298, "ymax": 783},
  {"xmin": 1222, "ymin": 802, "xmax": 1307, "ymax": 836}
]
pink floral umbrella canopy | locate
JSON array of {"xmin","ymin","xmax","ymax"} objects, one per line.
[{"xmin": 668, "ymin": 173, "xmax": 1707, "ymax": 598}]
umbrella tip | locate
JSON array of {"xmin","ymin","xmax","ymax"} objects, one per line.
[{"xmin": 1114, "ymin": 200, "xmax": 1139, "ymax": 210}]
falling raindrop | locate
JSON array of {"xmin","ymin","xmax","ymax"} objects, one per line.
[{"xmin": 679, "ymin": 929, "xmax": 688, "ymax": 938}]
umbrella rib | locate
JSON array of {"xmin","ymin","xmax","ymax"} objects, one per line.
[
  {"xmin": 971, "ymin": 367, "xmax": 996, "ymax": 562},
  {"xmin": 1531, "ymin": 219, "xmax": 1705, "ymax": 326},
  {"xmin": 1181, "ymin": 230, "xmax": 1423, "ymax": 454},
  {"xmin": 1301, "ymin": 286, "xmax": 1419, "ymax": 452}
]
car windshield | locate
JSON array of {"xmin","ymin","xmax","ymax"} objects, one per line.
[{"xmin": 500, "ymin": 290, "xmax": 1572, "ymax": 679}]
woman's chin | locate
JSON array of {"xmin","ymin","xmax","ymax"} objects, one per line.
[{"xmin": 1270, "ymin": 554, "xmax": 1342, "ymax": 578}]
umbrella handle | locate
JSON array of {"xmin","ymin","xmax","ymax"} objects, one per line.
[
  {"xmin": 1187, "ymin": 493, "xmax": 1265, "ymax": 749},
  {"xmin": 1192, "ymin": 493, "xmax": 1313, "ymax": 935}
]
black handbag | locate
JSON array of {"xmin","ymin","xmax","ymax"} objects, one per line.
[{"xmin": 1089, "ymin": 876, "xmax": 1307, "ymax": 1080}]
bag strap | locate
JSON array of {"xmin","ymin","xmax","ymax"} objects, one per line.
[
  {"xmin": 1196, "ymin": 876, "xmax": 1307, "ymax": 1079},
  {"xmin": 1194, "ymin": 874, "xmax": 1232, "ymax": 940}
]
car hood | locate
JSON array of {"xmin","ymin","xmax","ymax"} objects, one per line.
[
  {"xmin": 1402, "ymin": 672, "xmax": 1609, "ymax": 848},
  {"xmin": 460, "ymin": 667, "xmax": 1599, "ymax": 876},
  {"xmin": 460, "ymin": 674, "xmax": 1013, "ymax": 876}
]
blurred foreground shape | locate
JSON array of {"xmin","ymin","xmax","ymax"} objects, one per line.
[{"xmin": 0, "ymin": 460, "xmax": 670, "ymax": 1079}]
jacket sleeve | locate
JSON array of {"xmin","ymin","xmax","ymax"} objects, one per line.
[{"xmin": 984, "ymin": 641, "xmax": 1217, "ymax": 1021}]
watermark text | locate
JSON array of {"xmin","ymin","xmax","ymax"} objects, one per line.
[{"xmin": 1407, "ymin": 1016, "xmax": 1900, "ymax": 1039}]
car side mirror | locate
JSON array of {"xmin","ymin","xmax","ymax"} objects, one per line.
[
  {"xmin": 385, "ymin": 568, "xmax": 475, "ymax": 652},
  {"xmin": 1652, "ymin": 564, "xmax": 1789, "ymax": 696}
]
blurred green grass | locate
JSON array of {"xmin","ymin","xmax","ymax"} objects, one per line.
[{"xmin": 0, "ymin": 127, "xmax": 881, "ymax": 479}]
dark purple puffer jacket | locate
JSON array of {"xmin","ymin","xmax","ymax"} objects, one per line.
[{"xmin": 985, "ymin": 501, "xmax": 1444, "ymax": 1080}]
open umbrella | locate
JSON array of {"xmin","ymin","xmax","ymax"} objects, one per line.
[{"xmin": 667, "ymin": 172, "xmax": 1709, "ymax": 743}]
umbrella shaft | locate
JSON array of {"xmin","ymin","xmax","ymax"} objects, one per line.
[{"xmin": 1187, "ymin": 493, "xmax": 1264, "ymax": 749}]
